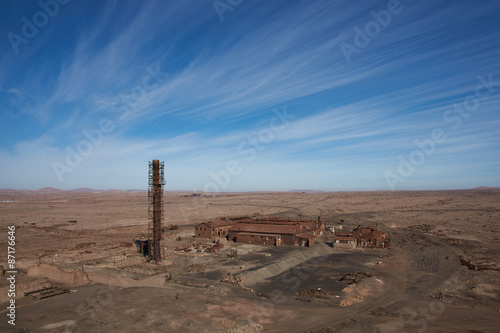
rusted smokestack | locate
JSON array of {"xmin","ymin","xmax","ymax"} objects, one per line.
[{"xmin": 148, "ymin": 159, "xmax": 165, "ymax": 263}]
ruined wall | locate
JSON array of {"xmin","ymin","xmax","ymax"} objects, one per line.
[
  {"xmin": 281, "ymin": 234, "xmax": 296, "ymax": 246},
  {"xmin": 195, "ymin": 225, "xmax": 232, "ymax": 238},
  {"xmin": 27, "ymin": 264, "xmax": 91, "ymax": 285},
  {"xmin": 195, "ymin": 224, "xmax": 212, "ymax": 238},
  {"xmin": 235, "ymin": 233, "xmax": 279, "ymax": 246}
]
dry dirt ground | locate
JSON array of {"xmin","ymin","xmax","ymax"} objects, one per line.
[{"xmin": 0, "ymin": 190, "xmax": 499, "ymax": 332}]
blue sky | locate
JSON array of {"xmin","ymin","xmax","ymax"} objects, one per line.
[{"xmin": 0, "ymin": 0, "xmax": 499, "ymax": 191}]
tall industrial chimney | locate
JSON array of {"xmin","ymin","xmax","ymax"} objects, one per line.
[{"xmin": 148, "ymin": 159, "xmax": 165, "ymax": 262}]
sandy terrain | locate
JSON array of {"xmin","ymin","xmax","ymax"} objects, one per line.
[{"xmin": 0, "ymin": 189, "xmax": 499, "ymax": 332}]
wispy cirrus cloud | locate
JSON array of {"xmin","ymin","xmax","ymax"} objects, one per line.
[{"xmin": 0, "ymin": 0, "xmax": 499, "ymax": 190}]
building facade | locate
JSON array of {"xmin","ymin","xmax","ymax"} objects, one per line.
[
  {"xmin": 353, "ymin": 226, "xmax": 387, "ymax": 248},
  {"xmin": 333, "ymin": 226, "xmax": 388, "ymax": 249},
  {"xmin": 333, "ymin": 235, "xmax": 356, "ymax": 249},
  {"xmin": 195, "ymin": 220, "xmax": 234, "ymax": 238}
]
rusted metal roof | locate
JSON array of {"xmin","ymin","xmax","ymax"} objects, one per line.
[
  {"xmin": 254, "ymin": 218, "xmax": 315, "ymax": 223},
  {"xmin": 335, "ymin": 235, "xmax": 355, "ymax": 241},
  {"xmin": 197, "ymin": 216, "xmax": 324, "ymax": 235},
  {"xmin": 295, "ymin": 232, "xmax": 315, "ymax": 239},
  {"xmin": 236, "ymin": 232, "xmax": 281, "ymax": 237},
  {"xmin": 300, "ymin": 221, "xmax": 322, "ymax": 231},
  {"xmin": 230, "ymin": 223, "xmax": 301, "ymax": 235},
  {"xmin": 353, "ymin": 226, "xmax": 384, "ymax": 240}
]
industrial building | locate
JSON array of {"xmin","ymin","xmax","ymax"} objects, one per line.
[
  {"xmin": 329, "ymin": 222, "xmax": 355, "ymax": 235},
  {"xmin": 333, "ymin": 234, "xmax": 356, "ymax": 249},
  {"xmin": 228, "ymin": 223, "xmax": 317, "ymax": 247},
  {"xmin": 195, "ymin": 216, "xmax": 324, "ymax": 247},
  {"xmin": 333, "ymin": 225, "xmax": 389, "ymax": 248},
  {"xmin": 353, "ymin": 226, "xmax": 388, "ymax": 248},
  {"xmin": 195, "ymin": 220, "xmax": 234, "ymax": 238}
]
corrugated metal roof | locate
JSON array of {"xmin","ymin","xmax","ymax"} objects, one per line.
[
  {"xmin": 295, "ymin": 232, "xmax": 315, "ymax": 239},
  {"xmin": 230, "ymin": 223, "xmax": 301, "ymax": 235},
  {"xmin": 254, "ymin": 218, "xmax": 314, "ymax": 223},
  {"xmin": 197, "ymin": 217, "xmax": 324, "ymax": 234},
  {"xmin": 300, "ymin": 221, "xmax": 322, "ymax": 231},
  {"xmin": 354, "ymin": 226, "xmax": 384, "ymax": 240},
  {"xmin": 236, "ymin": 232, "xmax": 281, "ymax": 237}
]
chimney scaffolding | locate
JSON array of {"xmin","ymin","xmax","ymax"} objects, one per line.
[{"xmin": 148, "ymin": 160, "xmax": 165, "ymax": 262}]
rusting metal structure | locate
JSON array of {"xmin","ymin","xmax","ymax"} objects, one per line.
[{"xmin": 148, "ymin": 159, "xmax": 165, "ymax": 262}]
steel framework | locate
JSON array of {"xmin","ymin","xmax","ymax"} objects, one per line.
[{"xmin": 148, "ymin": 159, "xmax": 165, "ymax": 262}]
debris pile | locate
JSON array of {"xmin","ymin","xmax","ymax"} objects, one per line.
[
  {"xmin": 226, "ymin": 322, "xmax": 264, "ymax": 333},
  {"xmin": 205, "ymin": 285, "xmax": 227, "ymax": 296},
  {"xmin": 458, "ymin": 255, "xmax": 481, "ymax": 271},
  {"xmin": 340, "ymin": 271, "xmax": 372, "ymax": 284},
  {"xmin": 341, "ymin": 286, "xmax": 354, "ymax": 294},
  {"xmin": 214, "ymin": 319, "xmax": 238, "ymax": 330},
  {"xmin": 220, "ymin": 272, "xmax": 242, "ymax": 287},
  {"xmin": 340, "ymin": 299, "xmax": 352, "ymax": 306},
  {"xmin": 24, "ymin": 286, "xmax": 70, "ymax": 300},
  {"xmin": 206, "ymin": 243, "xmax": 224, "ymax": 253},
  {"xmin": 175, "ymin": 245, "xmax": 191, "ymax": 252},
  {"xmin": 297, "ymin": 288, "xmax": 337, "ymax": 299},
  {"xmin": 173, "ymin": 241, "xmax": 225, "ymax": 254}
]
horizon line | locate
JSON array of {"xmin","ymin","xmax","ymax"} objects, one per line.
[{"xmin": 1, "ymin": 186, "xmax": 499, "ymax": 193}]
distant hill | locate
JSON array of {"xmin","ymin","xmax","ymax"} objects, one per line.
[
  {"xmin": 0, "ymin": 188, "xmax": 138, "ymax": 195},
  {"xmin": 69, "ymin": 187, "xmax": 95, "ymax": 192},
  {"xmin": 1, "ymin": 187, "xmax": 498, "ymax": 196},
  {"xmin": 289, "ymin": 189, "xmax": 326, "ymax": 193},
  {"xmin": 34, "ymin": 187, "xmax": 64, "ymax": 193},
  {"xmin": 0, "ymin": 189, "xmax": 30, "ymax": 195},
  {"xmin": 472, "ymin": 186, "xmax": 500, "ymax": 190}
]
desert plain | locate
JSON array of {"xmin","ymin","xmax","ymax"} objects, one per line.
[{"xmin": 0, "ymin": 188, "xmax": 499, "ymax": 332}]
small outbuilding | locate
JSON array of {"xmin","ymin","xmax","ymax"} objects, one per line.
[
  {"xmin": 195, "ymin": 220, "xmax": 234, "ymax": 238},
  {"xmin": 333, "ymin": 235, "xmax": 356, "ymax": 249},
  {"xmin": 353, "ymin": 226, "xmax": 386, "ymax": 248}
]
